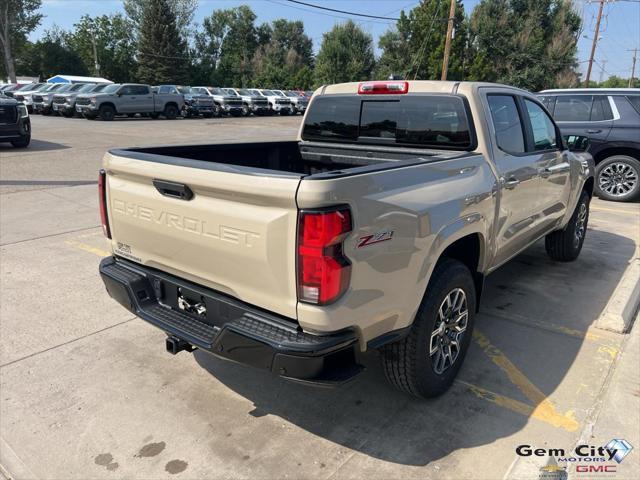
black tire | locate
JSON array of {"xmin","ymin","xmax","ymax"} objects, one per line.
[
  {"xmin": 545, "ymin": 190, "xmax": 590, "ymax": 262},
  {"xmin": 594, "ymin": 155, "xmax": 640, "ymax": 202},
  {"xmin": 11, "ymin": 134, "xmax": 30, "ymax": 148},
  {"xmin": 83, "ymin": 113, "xmax": 97, "ymax": 120},
  {"xmin": 99, "ymin": 105, "xmax": 116, "ymax": 121},
  {"xmin": 61, "ymin": 110, "xmax": 74, "ymax": 118},
  {"xmin": 212, "ymin": 104, "xmax": 222, "ymax": 117},
  {"xmin": 203, "ymin": 112, "xmax": 213, "ymax": 118},
  {"xmin": 163, "ymin": 104, "xmax": 178, "ymax": 120},
  {"xmin": 381, "ymin": 258, "xmax": 476, "ymax": 398},
  {"xmin": 41, "ymin": 107, "xmax": 51, "ymax": 116},
  {"xmin": 241, "ymin": 104, "xmax": 250, "ymax": 116}
]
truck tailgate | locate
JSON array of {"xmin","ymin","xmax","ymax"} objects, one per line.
[{"xmin": 103, "ymin": 152, "xmax": 301, "ymax": 319}]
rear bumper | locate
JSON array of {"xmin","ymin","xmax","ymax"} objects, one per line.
[{"xmin": 99, "ymin": 256, "xmax": 362, "ymax": 385}]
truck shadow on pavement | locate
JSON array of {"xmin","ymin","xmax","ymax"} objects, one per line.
[
  {"xmin": 194, "ymin": 228, "xmax": 635, "ymax": 466},
  {"xmin": 0, "ymin": 139, "xmax": 70, "ymax": 152}
]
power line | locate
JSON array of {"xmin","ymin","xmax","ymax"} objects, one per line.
[
  {"xmin": 284, "ymin": 0, "xmax": 400, "ymax": 21},
  {"xmin": 266, "ymin": 0, "xmax": 393, "ymax": 25}
]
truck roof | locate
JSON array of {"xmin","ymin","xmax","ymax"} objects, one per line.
[{"xmin": 316, "ymin": 80, "xmax": 531, "ymax": 96}]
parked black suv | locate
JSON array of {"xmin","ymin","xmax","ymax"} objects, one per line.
[
  {"xmin": 0, "ymin": 95, "xmax": 30, "ymax": 148},
  {"xmin": 538, "ymin": 88, "xmax": 640, "ymax": 202}
]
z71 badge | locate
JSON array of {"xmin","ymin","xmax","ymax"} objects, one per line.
[{"xmin": 357, "ymin": 230, "xmax": 394, "ymax": 248}]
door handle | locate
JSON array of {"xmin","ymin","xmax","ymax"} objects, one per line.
[
  {"xmin": 503, "ymin": 177, "xmax": 520, "ymax": 189},
  {"xmin": 153, "ymin": 179, "xmax": 194, "ymax": 200},
  {"xmin": 586, "ymin": 129, "xmax": 602, "ymax": 134}
]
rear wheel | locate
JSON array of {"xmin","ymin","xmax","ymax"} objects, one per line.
[
  {"xmin": 163, "ymin": 104, "xmax": 178, "ymax": 120},
  {"xmin": 595, "ymin": 155, "xmax": 640, "ymax": 202},
  {"xmin": 99, "ymin": 105, "xmax": 116, "ymax": 121},
  {"xmin": 381, "ymin": 258, "xmax": 476, "ymax": 398},
  {"xmin": 11, "ymin": 134, "xmax": 31, "ymax": 148},
  {"xmin": 545, "ymin": 190, "xmax": 590, "ymax": 262}
]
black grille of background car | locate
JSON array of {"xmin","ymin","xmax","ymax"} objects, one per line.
[
  {"xmin": 276, "ymin": 99, "xmax": 291, "ymax": 105},
  {"xmin": 0, "ymin": 105, "xmax": 18, "ymax": 124},
  {"xmin": 252, "ymin": 98, "xmax": 268, "ymax": 106},
  {"xmin": 32, "ymin": 95, "xmax": 44, "ymax": 103},
  {"xmin": 196, "ymin": 98, "xmax": 213, "ymax": 106},
  {"xmin": 225, "ymin": 97, "xmax": 242, "ymax": 106},
  {"xmin": 76, "ymin": 97, "xmax": 90, "ymax": 106},
  {"xmin": 53, "ymin": 96, "xmax": 66, "ymax": 104},
  {"xmin": 14, "ymin": 95, "xmax": 24, "ymax": 102}
]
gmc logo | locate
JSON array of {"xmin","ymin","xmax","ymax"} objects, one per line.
[{"xmin": 576, "ymin": 465, "xmax": 617, "ymax": 473}]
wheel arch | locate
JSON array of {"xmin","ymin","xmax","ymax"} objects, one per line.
[
  {"xmin": 437, "ymin": 233, "xmax": 486, "ymax": 312},
  {"xmin": 593, "ymin": 146, "xmax": 640, "ymax": 165},
  {"xmin": 99, "ymin": 102, "xmax": 117, "ymax": 113}
]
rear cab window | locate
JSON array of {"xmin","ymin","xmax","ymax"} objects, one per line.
[{"xmin": 302, "ymin": 95, "xmax": 474, "ymax": 150}]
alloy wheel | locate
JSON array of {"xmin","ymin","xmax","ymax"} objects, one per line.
[
  {"xmin": 574, "ymin": 202, "xmax": 587, "ymax": 247},
  {"xmin": 598, "ymin": 162, "xmax": 638, "ymax": 197},
  {"xmin": 429, "ymin": 288, "xmax": 469, "ymax": 374}
]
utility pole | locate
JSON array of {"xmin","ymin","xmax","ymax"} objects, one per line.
[
  {"xmin": 585, "ymin": 0, "xmax": 605, "ymax": 87},
  {"xmin": 90, "ymin": 27, "xmax": 100, "ymax": 77},
  {"xmin": 441, "ymin": 0, "xmax": 457, "ymax": 81},
  {"xmin": 629, "ymin": 48, "xmax": 638, "ymax": 88}
]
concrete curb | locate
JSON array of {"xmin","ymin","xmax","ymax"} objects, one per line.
[{"xmin": 596, "ymin": 258, "xmax": 640, "ymax": 333}]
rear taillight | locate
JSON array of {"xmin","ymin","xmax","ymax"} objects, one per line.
[
  {"xmin": 297, "ymin": 207, "xmax": 352, "ymax": 305},
  {"xmin": 98, "ymin": 169, "xmax": 111, "ymax": 239},
  {"xmin": 358, "ymin": 81, "xmax": 409, "ymax": 95}
]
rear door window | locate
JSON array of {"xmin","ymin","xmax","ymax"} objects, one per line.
[
  {"xmin": 590, "ymin": 95, "xmax": 613, "ymax": 121},
  {"xmin": 554, "ymin": 95, "xmax": 593, "ymax": 121},
  {"xmin": 487, "ymin": 95, "xmax": 526, "ymax": 154},
  {"xmin": 524, "ymin": 99, "xmax": 558, "ymax": 151},
  {"xmin": 302, "ymin": 95, "xmax": 472, "ymax": 149}
]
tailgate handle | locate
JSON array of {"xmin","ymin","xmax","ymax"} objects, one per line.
[{"xmin": 153, "ymin": 179, "xmax": 194, "ymax": 201}]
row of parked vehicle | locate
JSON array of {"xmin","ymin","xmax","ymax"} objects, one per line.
[{"xmin": 2, "ymin": 82, "xmax": 313, "ymax": 121}]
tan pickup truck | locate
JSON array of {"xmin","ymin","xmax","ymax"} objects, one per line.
[{"xmin": 99, "ymin": 81, "xmax": 594, "ymax": 398}]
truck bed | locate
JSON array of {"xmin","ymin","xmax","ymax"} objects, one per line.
[{"xmin": 109, "ymin": 140, "xmax": 469, "ymax": 178}]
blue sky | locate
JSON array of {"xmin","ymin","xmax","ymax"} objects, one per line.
[{"xmin": 35, "ymin": 0, "xmax": 640, "ymax": 80}]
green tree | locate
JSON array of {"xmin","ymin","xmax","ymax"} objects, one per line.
[
  {"xmin": 21, "ymin": 28, "xmax": 88, "ymax": 79},
  {"xmin": 136, "ymin": 0, "xmax": 189, "ymax": 85},
  {"xmin": 468, "ymin": 0, "xmax": 581, "ymax": 90},
  {"xmin": 252, "ymin": 19, "xmax": 314, "ymax": 89},
  {"xmin": 194, "ymin": 5, "xmax": 258, "ymax": 86},
  {"xmin": 0, "ymin": 0, "xmax": 43, "ymax": 81},
  {"xmin": 377, "ymin": 1, "xmax": 468, "ymax": 81},
  {"xmin": 67, "ymin": 14, "xmax": 137, "ymax": 82},
  {"xmin": 124, "ymin": 0, "xmax": 197, "ymax": 37},
  {"xmin": 315, "ymin": 20, "xmax": 374, "ymax": 85}
]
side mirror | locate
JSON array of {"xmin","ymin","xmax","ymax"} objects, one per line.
[{"xmin": 564, "ymin": 135, "xmax": 590, "ymax": 152}]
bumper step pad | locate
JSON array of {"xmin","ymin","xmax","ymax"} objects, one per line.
[{"xmin": 100, "ymin": 256, "xmax": 362, "ymax": 384}]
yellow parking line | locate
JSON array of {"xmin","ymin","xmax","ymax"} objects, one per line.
[
  {"xmin": 65, "ymin": 240, "xmax": 110, "ymax": 257},
  {"xmin": 485, "ymin": 310, "xmax": 605, "ymax": 343},
  {"xmin": 591, "ymin": 206, "xmax": 640, "ymax": 215},
  {"xmin": 473, "ymin": 329, "xmax": 579, "ymax": 432}
]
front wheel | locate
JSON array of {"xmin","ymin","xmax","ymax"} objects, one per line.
[
  {"xmin": 163, "ymin": 104, "xmax": 178, "ymax": 120},
  {"xmin": 99, "ymin": 105, "xmax": 116, "ymax": 121},
  {"xmin": 381, "ymin": 258, "xmax": 476, "ymax": 398},
  {"xmin": 595, "ymin": 155, "xmax": 640, "ymax": 202},
  {"xmin": 11, "ymin": 134, "xmax": 31, "ymax": 148},
  {"xmin": 545, "ymin": 190, "xmax": 590, "ymax": 262}
]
